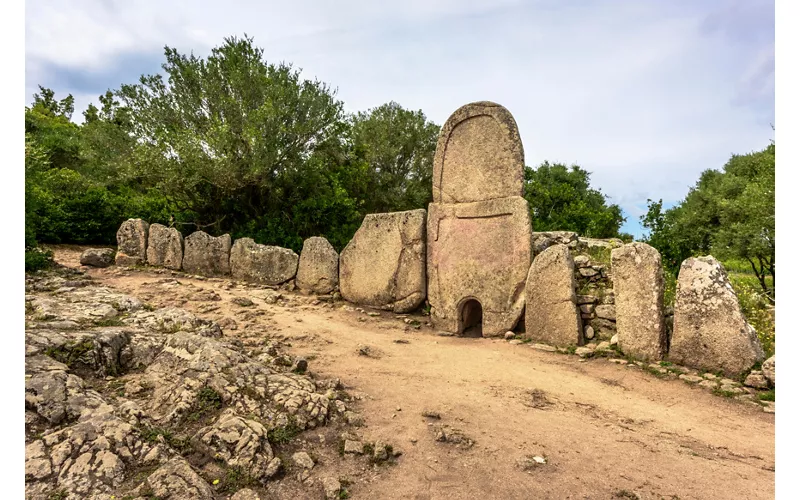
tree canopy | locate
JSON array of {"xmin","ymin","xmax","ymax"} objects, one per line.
[
  {"xmin": 523, "ymin": 161, "xmax": 625, "ymax": 238},
  {"xmin": 641, "ymin": 143, "xmax": 775, "ymax": 299}
]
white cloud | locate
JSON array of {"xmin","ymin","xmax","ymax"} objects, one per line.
[{"xmin": 25, "ymin": 0, "xmax": 774, "ymax": 236}]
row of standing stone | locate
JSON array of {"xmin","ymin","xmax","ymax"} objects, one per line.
[
  {"xmin": 527, "ymin": 242, "xmax": 765, "ymax": 378},
  {"xmin": 114, "ymin": 219, "xmax": 340, "ymax": 294}
]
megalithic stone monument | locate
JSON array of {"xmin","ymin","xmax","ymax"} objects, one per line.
[{"xmin": 426, "ymin": 102, "xmax": 532, "ymax": 337}]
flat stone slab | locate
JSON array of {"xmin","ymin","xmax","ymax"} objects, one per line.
[
  {"xmin": 116, "ymin": 218, "xmax": 149, "ymax": 266},
  {"xmin": 611, "ymin": 242, "xmax": 667, "ymax": 361},
  {"xmin": 669, "ymin": 256, "xmax": 764, "ymax": 378},
  {"xmin": 432, "ymin": 101, "xmax": 524, "ymax": 204},
  {"xmin": 296, "ymin": 237, "xmax": 339, "ymax": 294},
  {"xmin": 427, "ymin": 197, "xmax": 531, "ymax": 336},
  {"xmin": 146, "ymin": 223, "xmax": 183, "ymax": 270},
  {"xmin": 182, "ymin": 231, "xmax": 232, "ymax": 277},
  {"xmin": 525, "ymin": 244, "xmax": 582, "ymax": 346},
  {"xmin": 230, "ymin": 238, "xmax": 298, "ymax": 285},
  {"xmin": 339, "ymin": 209, "xmax": 426, "ymax": 313}
]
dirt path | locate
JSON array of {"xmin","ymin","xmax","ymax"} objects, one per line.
[{"xmin": 51, "ymin": 246, "xmax": 775, "ymax": 500}]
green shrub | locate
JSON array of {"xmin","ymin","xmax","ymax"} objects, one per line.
[
  {"xmin": 729, "ymin": 272, "xmax": 775, "ymax": 357},
  {"xmin": 25, "ymin": 247, "xmax": 53, "ymax": 273}
]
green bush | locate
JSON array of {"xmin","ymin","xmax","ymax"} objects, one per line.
[
  {"xmin": 729, "ymin": 272, "xmax": 775, "ymax": 357},
  {"xmin": 25, "ymin": 247, "xmax": 53, "ymax": 272}
]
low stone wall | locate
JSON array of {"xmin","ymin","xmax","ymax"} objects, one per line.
[
  {"xmin": 104, "ymin": 218, "xmax": 771, "ymax": 382},
  {"xmin": 525, "ymin": 231, "xmax": 768, "ymax": 380},
  {"xmin": 107, "ymin": 219, "xmax": 339, "ymax": 294}
]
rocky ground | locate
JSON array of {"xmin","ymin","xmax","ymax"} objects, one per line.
[{"xmin": 25, "ymin": 246, "xmax": 776, "ymax": 499}]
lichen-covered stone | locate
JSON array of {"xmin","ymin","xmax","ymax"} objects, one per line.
[
  {"xmin": 230, "ymin": 237, "xmax": 298, "ymax": 285},
  {"xmin": 80, "ymin": 248, "xmax": 116, "ymax": 268},
  {"xmin": 525, "ymin": 244, "xmax": 581, "ymax": 346},
  {"xmin": 146, "ymin": 223, "xmax": 183, "ymax": 270},
  {"xmin": 670, "ymin": 256, "xmax": 764, "ymax": 377},
  {"xmin": 611, "ymin": 243, "xmax": 667, "ymax": 361},
  {"xmin": 116, "ymin": 218, "xmax": 149, "ymax": 266},
  {"xmin": 182, "ymin": 231, "xmax": 231, "ymax": 277},
  {"xmin": 762, "ymin": 355, "xmax": 775, "ymax": 386},
  {"xmin": 432, "ymin": 101, "xmax": 524, "ymax": 204},
  {"xmin": 296, "ymin": 237, "xmax": 339, "ymax": 294},
  {"xmin": 339, "ymin": 209, "xmax": 426, "ymax": 313}
]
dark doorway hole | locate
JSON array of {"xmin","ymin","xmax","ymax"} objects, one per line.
[{"xmin": 459, "ymin": 299, "xmax": 483, "ymax": 337}]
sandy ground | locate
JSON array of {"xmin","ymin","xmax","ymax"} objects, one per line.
[{"xmin": 50, "ymin": 245, "xmax": 775, "ymax": 500}]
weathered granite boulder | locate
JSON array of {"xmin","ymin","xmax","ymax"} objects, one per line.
[
  {"xmin": 670, "ymin": 256, "xmax": 764, "ymax": 377},
  {"xmin": 611, "ymin": 243, "xmax": 667, "ymax": 361},
  {"xmin": 115, "ymin": 219, "xmax": 149, "ymax": 266},
  {"xmin": 531, "ymin": 231, "xmax": 579, "ymax": 258},
  {"xmin": 761, "ymin": 355, "xmax": 775, "ymax": 386},
  {"xmin": 525, "ymin": 244, "xmax": 582, "ymax": 346},
  {"xmin": 182, "ymin": 231, "xmax": 231, "ymax": 277},
  {"xmin": 230, "ymin": 238, "xmax": 298, "ymax": 285},
  {"xmin": 339, "ymin": 209, "xmax": 426, "ymax": 313},
  {"xmin": 146, "ymin": 223, "xmax": 183, "ymax": 270},
  {"xmin": 432, "ymin": 101, "xmax": 524, "ymax": 204},
  {"xmin": 80, "ymin": 248, "xmax": 116, "ymax": 268},
  {"xmin": 296, "ymin": 236, "xmax": 339, "ymax": 294}
]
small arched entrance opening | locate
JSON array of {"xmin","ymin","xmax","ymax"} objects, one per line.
[{"xmin": 458, "ymin": 298, "xmax": 483, "ymax": 337}]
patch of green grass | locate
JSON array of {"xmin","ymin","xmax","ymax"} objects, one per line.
[
  {"xmin": 585, "ymin": 246, "xmax": 612, "ymax": 266},
  {"xmin": 728, "ymin": 272, "xmax": 775, "ymax": 357},
  {"xmin": 136, "ymin": 424, "xmax": 192, "ymax": 454},
  {"xmin": 143, "ymin": 303, "xmax": 157, "ymax": 312},
  {"xmin": 565, "ymin": 345, "xmax": 577, "ymax": 355},
  {"xmin": 663, "ymin": 267, "xmax": 677, "ymax": 308},
  {"xmin": 267, "ymin": 416, "xmax": 302, "ymax": 446},
  {"xmin": 93, "ymin": 317, "xmax": 126, "ymax": 327},
  {"xmin": 712, "ymin": 388, "xmax": 738, "ymax": 399},
  {"xmin": 214, "ymin": 465, "xmax": 258, "ymax": 494},
  {"xmin": 643, "ymin": 365, "xmax": 668, "ymax": 379},
  {"xmin": 26, "ymin": 247, "xmax": 54, "ymax": 273},
  {"xmin": 44, "ymin": 339, "xmax": 94, "ymax": 368},
  {"xmin": 758, "ymin": 390, "xmax": 775, "ymax": 402},
  {"xmin": 184, "ymin": 386, "xmax": 224, "ymax": 423},
  {"xmin": 46, "ymin": 489, "xmax": 69, "ymax": 500}
]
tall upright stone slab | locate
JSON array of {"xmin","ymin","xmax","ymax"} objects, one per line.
[
  {"xmin": 611, "ymin": 242, "xmax": 667, "ymax": 361},
  {"xmin": 146, "ymin": 223, "xmax": 184, "ymax": 270},
  {"xmin": 339, "ymin": 209, "xmax": 426, "ymax": 313},
  {"xmin": 670, "ymin": 256, "xmax": 764, "ymax": 377},
  {"xmin": 427, "ymin": 102, "xmax": 531, "ymax": 337},
  {"xmin": 183, "ymin": 231, "xmax": 232, "ymax": 277},
  {"xmin": 296, "ymin": 237, "xmax": 339, "ymax": 294},
  {"xmin": 525, "ymin": 244, "xmax": 582, "ymax": 346},
  {"xmin": 116, "ymin": 218, "xmax": 149, "ymax": 266}
]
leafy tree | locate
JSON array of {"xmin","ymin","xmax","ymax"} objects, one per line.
[
  {"xmin": 641, "ymin": 143, "xmax": 775, "ymax": 299},
  {"xmin": 348, "ymin": 101, "xmax": 439, "ymax": 214},
  {"xmin": 116, "ymin": 35, "xmax": 348, "ymax": 240},
  {"xmin": 523, "ymin": 162, "xmax": 625, "ymax": 238}
]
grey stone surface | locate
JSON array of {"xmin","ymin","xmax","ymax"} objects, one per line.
[
  {"xmin": 230, "ymin": 237, "xmax": 298, "ymax": 285},
  {"xmin": 339, "ymin": 209, "xmax": 426, "ymax": 313},
  {"xmin": 296, "ymin": 236, "xmax": 339, "ymax": 294},
  {"xmin": 670, "ymin": 256, "xmax": 764, "ymax": 377},
  {"xmin": 182, "ymin": 231, "xmax": 231, "ymax": 276}
]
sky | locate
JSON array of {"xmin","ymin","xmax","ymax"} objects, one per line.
[{"xmin": 24, "ymin": 0, "xmax": 775, "ymax": 238}]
